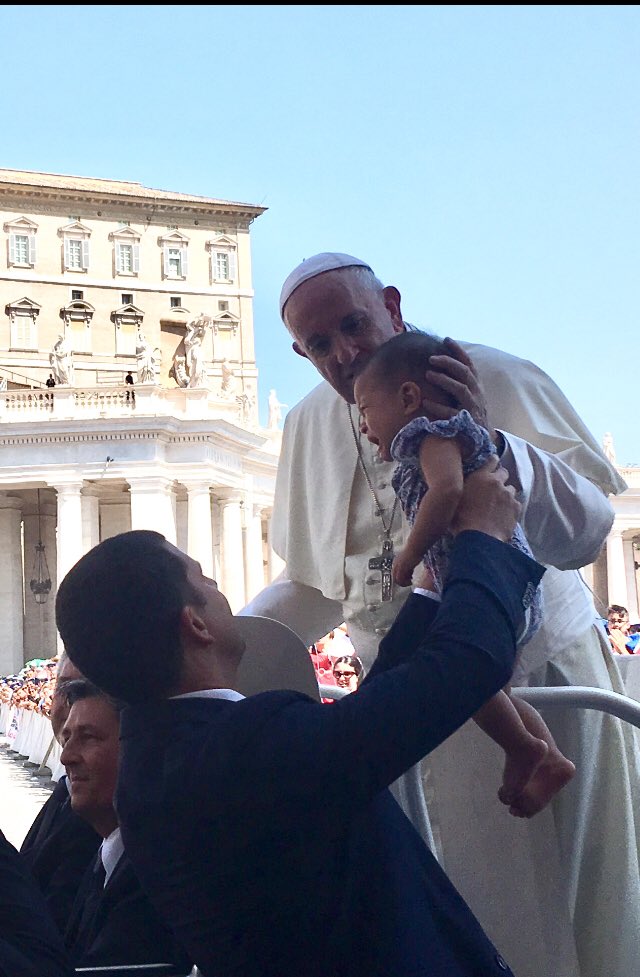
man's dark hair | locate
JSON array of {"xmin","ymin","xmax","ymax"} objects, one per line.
[
  {"xmin": 608, "ymin": 604, "xmax": 629, "ymax": 617},
  {"xmin": 55, "ymin": 530, "xmax": 202, "ymax": 704},
  {"xmin": 356, "ymin": 330, "xmax": 456, "ymax": 405},
  {"xmin": 62, "ymin": 677, "xmax": 123, "ymax": 713}
]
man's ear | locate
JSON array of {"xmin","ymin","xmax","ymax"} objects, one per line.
[
  {"xmin": 400, "ymin": 380, "xmax": 422, "ymax": 413},
  {"xmin": 292, "ymin": 341, "xmax": 308, "ymax": 359},
  {"xmin": 382, "ymin": 286, "xmax": 405, "ymax": 334},
  {"xmin": 179, "ymin": 605, "xmax": 211, "ymax": 645}
]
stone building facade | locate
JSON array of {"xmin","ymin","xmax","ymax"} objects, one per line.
[{"xmin": 0, "ymin": 168, "xmax": 283, "ymax": 674}]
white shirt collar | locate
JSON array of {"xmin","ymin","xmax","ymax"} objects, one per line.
[
  {"xmin": 171, "ymin": 688, "xmax": 245, "ymax": 702},
  {"xmin": 100, "ymin": 827, "xmax": 125, "ymax": 885}
]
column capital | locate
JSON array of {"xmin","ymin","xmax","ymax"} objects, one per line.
[
  {"xmin": 127, "ymin": 476, "xmax": 176, "ymax": 495},
  {"xmin": 182, "ymin": 479, "xmax": 212, "ymax": 496},
  {"xmin": 51, "ymin": 480, "xmax": 84, "ymax": 496},
  {"xmin": 0, "ymin": 494, "xmax": 23, "ymax": 511},
  {"xmin": 216, "ymin": 490, "xmax": 244, "ymax": 507}
]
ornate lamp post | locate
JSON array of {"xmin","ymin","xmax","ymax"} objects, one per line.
[{"xmin": 29, "ymin": 488, "xmax": 52, "ymax": 605}]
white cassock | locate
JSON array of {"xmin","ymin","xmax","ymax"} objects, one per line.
[{"xmin": 243, "ymin": 341, "xmax": 638, "ymax": 977}]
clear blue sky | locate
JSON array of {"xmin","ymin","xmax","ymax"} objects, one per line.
[{"xmin": 2, "ymin": 5, "xmax": 638, "ymax": 463}]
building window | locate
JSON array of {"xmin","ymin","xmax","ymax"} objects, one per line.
[
  {"xmin": 115, "ymin": 241, "xmax": 140, "ymax": 275},
  {"xmin": 168, "ymin": 248, "xmax": 183, "ymax": 277},
  {"xmin": 14, "ymin": 234, "xmax": 29, "ymax": 263},
  {"xmin": 72, "ymin": 290, "xmax": 84, "ymax": 301},
  {"xmin": 60, "ymin": 299, "xmax": 95, "ymax": 353},
  {"xmin": 6, "ymin": 297, "xmax": 41, "ymax": 350},
  {"xmin": 218, "ymin": 300, "xmax": 229, "ymax": 312},
  {"xmin": 158, "ymin": 230, "xmax": 190, "ymax": 281},
  {"xmin": 68, "ymin": 240, "xmax": 83, "ymax": 269},
  {"xmin": 121, "ymin": 243, "xmax": 133, "ymax": 273},
  {"xmin": 5, "ymin": 218, "xmax": 38, "ymax": 268},
  {"xmin": 207, "ymin": 236, "xmax": 237, "ymax": 284},
  {"xmin": 9, "ymin": 231, "xmax": 36, "ymax": 266},
  {"xmin": 112, "ymin": 303, "xmax": 143, "ymax": 356},
  {"xmin": 215, "ymin": 252, "xmax": 230, "ymax": 280},
  {"xmin": 59, "ymin": 221, "xmax": 91, "ymax": 273},
  {"xmin": 109, "ymin": 226, "xmax": 142, "ymax": 279},
  {"xmin": 170, "ymin": 296, "xmax": 182, "ymax": 308}
]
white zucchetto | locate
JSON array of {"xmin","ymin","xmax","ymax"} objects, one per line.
[{"xmin": 279, "ymin": 252, "xmax": 371, "ymax": 319}]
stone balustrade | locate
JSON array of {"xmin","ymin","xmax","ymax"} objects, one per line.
[{"xmin": 0, "ymin": 384, "xmax": 258, "ymax": 425}]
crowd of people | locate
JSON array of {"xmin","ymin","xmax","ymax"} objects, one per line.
[
  {"xmin": 0, "ymin": 250, "xmax": 638, "ymax": 977},
  {"xmin": 308, "ymin": 624, "xmax": 364, "ymax": 691},
  {"xmin": 606, "ymin": 604, "xmax": 640, "ymax": 654},
  {"xmin": 0, "ymin": 658, "xmax": 57, "ymax": 725}
]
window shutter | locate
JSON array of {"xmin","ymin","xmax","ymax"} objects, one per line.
[
  {"xmin": 133, "ymin": 244, "xmax": 140, "ymax": 273},
  {"xmin": 28, "ymin": 234, "xmax": 36, "ymax": 265},
  {"xmin": 9, "ymin": 234, "xmax": 15, "ymax": 264},
  {"xmin": 228, "ymin": 250, "xmax": 237, "ymax": 281},
  {"xmin": 64, "ymin": 238, "xmax": 70, "ymax": 269},
  {"xmin": 82, "ymin": 239, "xmax": 90, "ymax": 270},
  {"xmin": 115, "ymin": 243, "xmax": 122, "ymax": 274},
  {"xmin": 163, "ymin": 246, "xmax": 170, "ymax": 277},
  {"xmin": 181, "ymin": 247, "xmax": 188, "ymax": 277}
]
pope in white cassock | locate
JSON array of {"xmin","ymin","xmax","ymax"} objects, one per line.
[{"xmin": 242, "ymin": 253, "xmax": 638, "ymax": 977}]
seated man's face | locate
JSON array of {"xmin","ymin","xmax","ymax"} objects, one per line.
[
  {"xmin": 164, "ymin": 541, "xmax": 245, "ymax": 661},
  {"xmin": 50, "ymin": 657, "xmax": 84, "ymax": 742},
  {"xmin": 59, "ymin": 696, "xmax": 120, "ymax": 838},
  {"xmin": 608, "ymin": 610, "xmax": 630, "ymax": 634}
]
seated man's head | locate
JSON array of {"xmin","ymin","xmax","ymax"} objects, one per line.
[
  {"xmin": 55, "ymin": 530, "xmax": 245, "ymax": 705},
  {"xmin": 50, "ymin": 651, "xmax": 85, "ymax": 743},
  {"xmin": 608, "ymin": 604, "xmax": 630, "ymax": 634},
  {"xmin": 59, "ymin": 680, "xmax": 120, "ymax": 838}
]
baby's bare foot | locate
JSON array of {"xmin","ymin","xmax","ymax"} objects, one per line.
[
  {"xmin": 508, "ymin": 752, "xmax": 576, "ymax": 819},
  {"xmin": 497, "ymin": 737, "xmax": 549, "ymax": 807}
]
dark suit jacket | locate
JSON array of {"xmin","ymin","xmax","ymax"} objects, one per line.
[
  {"xmin": 20, "ymin": 775, "xmax": 102, "ymax": 931},
  {"xmin": 64, "ymin": 847, "xmax": 193, "ymax": 972},
  {"xmin": 0, "ymin": 829, "xmax": 72, "ymax": 977},
  {"xmin": 117, "ymin": 531, "xmax": 544, "ymax": 977}
]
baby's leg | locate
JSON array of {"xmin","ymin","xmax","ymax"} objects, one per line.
[
  {"xmin": 506, "ymin": 695, "xmax": 576, "ymax": 818},
  {"xmin": 473, "ymin": 691, "xmax": 548, "ymax": 806}
]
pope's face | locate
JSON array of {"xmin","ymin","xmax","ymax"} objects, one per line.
[{"xmin": 284, "ymin": 269, "xmax": 404, "ymax": 403}]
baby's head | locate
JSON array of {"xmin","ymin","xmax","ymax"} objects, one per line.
[{"xmin": 354, "ymin": 331, "xmax": 455, "ymax": 461}]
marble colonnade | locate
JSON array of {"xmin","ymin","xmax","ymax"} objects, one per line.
[{"xmin": 0, "ymin": 480, "xmax": 279, "ymax": 675}]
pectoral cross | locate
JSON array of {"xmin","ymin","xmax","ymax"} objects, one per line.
[{"xmin": 369, "ymin": 537, "xmax": 394, "ymax": 602}]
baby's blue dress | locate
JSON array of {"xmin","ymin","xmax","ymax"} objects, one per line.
[{"xmin": 390, "ymin": 409, "xmax": 542, "ymax": 646}]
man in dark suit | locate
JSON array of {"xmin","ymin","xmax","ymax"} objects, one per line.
[
  {"xmin": 57, "ymin": 680, "xmax": 193, "ymax": 972},
  {"xmin": 20, "ymin": 652, "xmax": 101, "ymax": 932},
  {"xmin": 55, "ymin": 461, "xmax": 543, "ymax": 977},
  {"xmin": 0, "ymin": 828, "xmax": 72, "ymax": 977}
]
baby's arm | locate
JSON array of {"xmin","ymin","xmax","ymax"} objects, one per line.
[{"xmin": 393, "ymin": 435, "xmax": 464, "ymax": 586}]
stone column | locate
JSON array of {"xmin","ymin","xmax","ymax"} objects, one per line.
[
  {"xmin": 580, "ymin": 563, "xmax": 594, "ymax": 593},
  {"xmin": 81, "ymin": 488, "xmax": 100, "ymax": 553},
  {"xmin": 183, "ymin": 481, "xmax": 214, "ymax": 579},
  {"xmin": 218, "ymin": 494, "xmax": 245, "ymax": 612},
  {"xmin": 53, "ymin": 482, "xmax": 85, "ymax": 585},
  {"xmin": 0, "ymin": 496, "xmax": 24, "ymax": 673},
  {"xmin": 127, "ymin": 477, "xmax": 177, "ymax": 545},
  {"xmin": 623, "ymin": 538, "xmax": 639, "ymax": 620},
  {"xmin": 606, "ymin": 526, "xmax": 628, "ymax": 607},
  {"xmin": 244, "ymin": 504, "xmax": 266, "ymax": 601},
  {"xmin": 266, "ymin": 511, "xmax": 285, "ymax": 583},
  {"xmin": 22, "ymin": 500, "xmax": 57, "ymax": 662}
]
